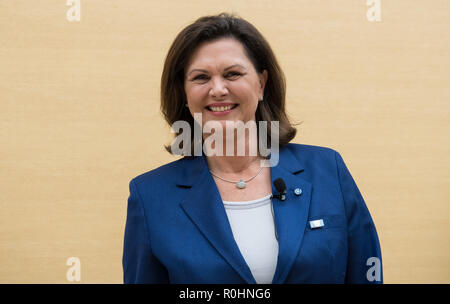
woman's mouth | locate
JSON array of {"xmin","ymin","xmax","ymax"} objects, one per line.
[{"xmin": 206, "ymin": 104, "xmax": 238, "ymax": 116}]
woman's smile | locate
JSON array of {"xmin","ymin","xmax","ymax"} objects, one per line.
[{"xmin": 206, "ymin": 103, "xmax": 239, "ymax": 116}]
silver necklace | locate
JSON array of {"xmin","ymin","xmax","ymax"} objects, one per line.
[{"xmin": 209, "ymin": 166, "xmax": 264, "ymax": 189}]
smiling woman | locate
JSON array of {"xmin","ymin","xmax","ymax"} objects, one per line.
[
  {"xmin": 122, "ymin": 13, "xmax": 383, "ymax": 284},
  {"xmin": 160, "ymin": 13, "xmax": 296, "ymax": 159}
]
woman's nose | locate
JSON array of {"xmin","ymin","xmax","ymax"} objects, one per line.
[{"xmin": 209, "ymin": 77, "xmax": 228, "ymax": 98}]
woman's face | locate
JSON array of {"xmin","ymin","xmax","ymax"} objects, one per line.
[{"xmin": 184, "ymin": 38, "xmax": 267, "ymax": 130}]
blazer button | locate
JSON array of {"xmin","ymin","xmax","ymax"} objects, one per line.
[{"xmin": 294, "ymin": 188, "xmax": 302, "ymax": 196}]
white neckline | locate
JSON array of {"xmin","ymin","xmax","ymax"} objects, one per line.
[{"xmin": 222, "ymin": 194, "xmax": 272, "ymax": 209}]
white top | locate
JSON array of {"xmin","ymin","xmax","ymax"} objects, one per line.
[{"xmin": 222, "ymin": 194, "xmax": 279, "ymax": 284}]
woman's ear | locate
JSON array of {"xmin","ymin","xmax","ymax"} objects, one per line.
[{"xmin": 259, "ymin": 70, "xmax": 268, "ymax": 95}]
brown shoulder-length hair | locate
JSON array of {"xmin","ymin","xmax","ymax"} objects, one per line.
[{"xmin": 161, "ymin": 12, "xmax": 297, "ymax": 155}]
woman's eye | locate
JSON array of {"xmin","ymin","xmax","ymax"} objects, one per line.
[
  {"xmin": 193, "ymin": 75, "xmax": 208, "ymax": 81},
  {"xmin": 226, "ymin": 72, "xmax": 241, "ymax": 78}
]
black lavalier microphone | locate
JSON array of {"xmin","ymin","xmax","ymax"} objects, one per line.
[
  {"xmin": 272, "ymin": 178, "xmax": 286, "ymax": 201},
  {"xmin": 270, "ymin": 178, "xmax": 286, "ymax": 241}
]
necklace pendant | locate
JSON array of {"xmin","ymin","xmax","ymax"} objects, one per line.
[{"xmin": 236, "ymin": 179, "xmax": 246, "ymax": 189}]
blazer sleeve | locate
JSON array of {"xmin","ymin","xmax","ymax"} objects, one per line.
[
  {"xmin": 335, "ymin": 151, "xmax": 383, "ymax": 284},
  {"xmin": 122, "ymin": 179, "xmax": 169, "ymax": 283}
]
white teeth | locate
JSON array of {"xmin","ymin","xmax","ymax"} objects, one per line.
[{"xmin": 209, "ymin": 105, "xmax": 234, "ymax": 112}]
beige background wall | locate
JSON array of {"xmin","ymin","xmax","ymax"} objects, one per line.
[{"xmin": 0, "ymin": 0, "xmax": 449, "ymax": 283}]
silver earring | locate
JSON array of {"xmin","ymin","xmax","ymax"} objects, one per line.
[{"xmin": 259, "ymin": 95, "xmax": 264, "ymax": 102}]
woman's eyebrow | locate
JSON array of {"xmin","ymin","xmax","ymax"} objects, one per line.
[
  {"xmin": 224, "ymin": 64, "xmax": 245, "ymax": 71},
  {"xmin": 187, "ymin": 64, "xmax": 246, "ymax": 76}
]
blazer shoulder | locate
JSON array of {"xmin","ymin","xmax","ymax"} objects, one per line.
[
  {"xmin": 282, "ymin": 143, "xmax": 346, "ymax": 175},
  {"xmin": 129, "ymin": 156, "xmax": 188, "ymax": 187},
  {"xmin": 285, "ymin": 142, "xmax": 339, "ymax": 159}
]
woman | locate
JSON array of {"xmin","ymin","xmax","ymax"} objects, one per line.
[{"xmin": 122, "ymin": 13, "xmax": 382, "ymax": 284}]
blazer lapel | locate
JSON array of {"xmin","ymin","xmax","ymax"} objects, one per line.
[
  {"xmin": 269, "ymin": 147, "xmax": 312, "ymax": 284},
  {"xmin": 178, "ymin": 156, "xmax": 257, "ymax": 284}
]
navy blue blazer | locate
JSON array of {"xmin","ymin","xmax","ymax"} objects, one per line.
[{"xmin": 122, "ymin": 143, "xmax": 382, "ymax": 284}]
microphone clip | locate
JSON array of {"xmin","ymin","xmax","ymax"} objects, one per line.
[{"xmin": 271, "ymin": 191, "xmax": 286, "ymax": 201}]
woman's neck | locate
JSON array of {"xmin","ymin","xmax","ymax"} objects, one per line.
[
  {"xmin": 206, "ymin": 154, "xmax": 261, "ymax": 175},
  {"xmin": 203, "ymin": 128, "xmax": 262, "ymax": 175}
]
